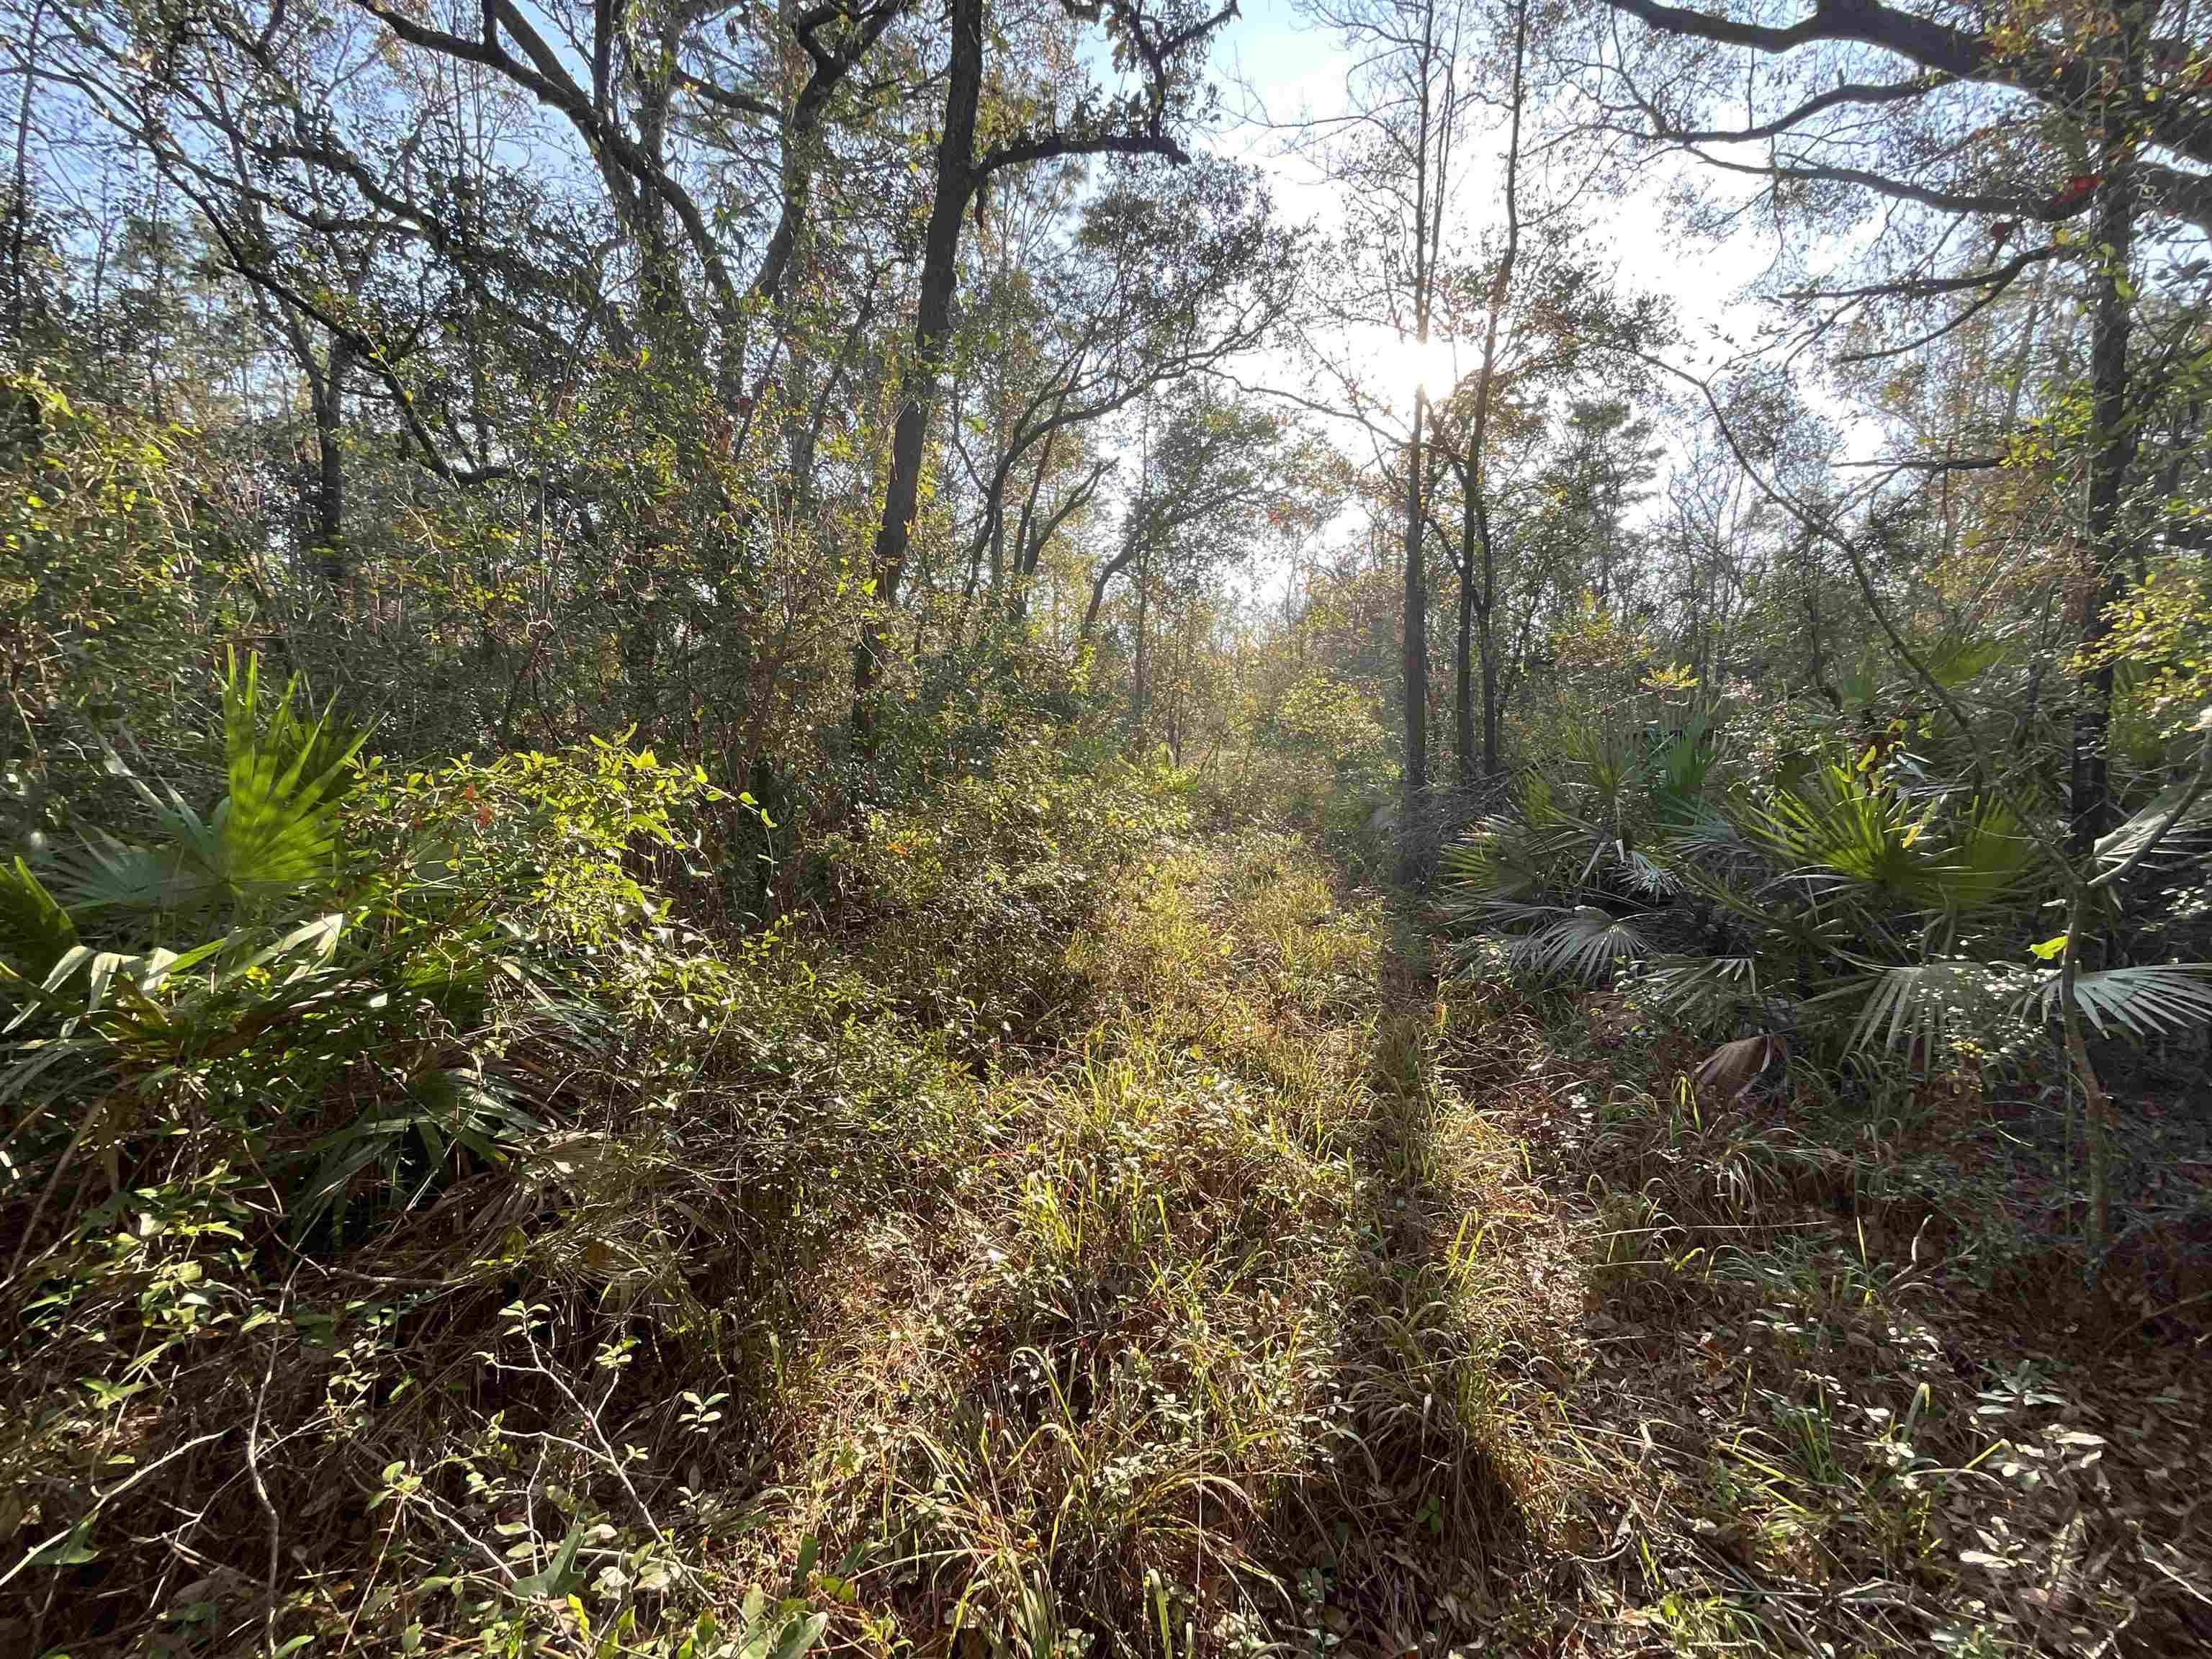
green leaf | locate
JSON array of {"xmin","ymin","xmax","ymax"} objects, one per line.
[
  {"xmin": 23, "ymin": 1518, "xmax": 100, "ymax": 1568},
  {"xmin": 789, "ymin": 1532, "xmax": 818, "ymax": 1598},
  {"xmin": 2018, "ymin": 963, "xmax": 2212, "ymax": 1038},
  {"xmin": 769, "ymin": 1612, "xmax": 828, "ymax": 1659},
  {"xmin": 0, "ymin": 858, "xmax": 76, "ymax": 978},
  {"xmin": 511, "ymin": 1520, "xmax": 585, "ymax": 1599}
]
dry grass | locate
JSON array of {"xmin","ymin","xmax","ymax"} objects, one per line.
[
  {"xmin": 9, "ymin": 811, "xmax": 2206, "ymax": 1656},
  {"xmin": 1431, "ymin": 956, "xmax": 2212, "ymax": 1656},
  {"xmin": 746, "ymin": 824, "xmax": 2212, "ymax": 1655},
  {"xmin": 734, "ymin": 830, "xmax": 1578, "ymax": 1655}
]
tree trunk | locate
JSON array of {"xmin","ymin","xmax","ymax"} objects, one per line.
[
  {"xmin": 1403, "ymin": 392, "xmax": 1429, "ymax": 811},
  {"xmin": 1460, "ymin": 0, "xmax": 1524, "ymax": 785},
  {"xmin": 1480, "ymin": 588, "xmax": 1501, "ymax": 776},
  {"xmin": 1083, "ymin": 541, "xmax": 1136, "ymax": 642},
  {"xmin": 1455, "ymin": 538, "xmax": 1476, "ymax": 777},
  {"xmin": 1131, "ymin": 545, "xmax": 1150, "ymax": 747},
  {"xmin": 1007, "ymin": 426, "xmax": 1056, "ymax": 614},
  {"xmin": 310, "ymin": 339, "xmax": 354, "ymax": 601},
  {"xmin": 4, "ymin": 0, "xmax": 42, "ymax": 341},
  {"xmin": 853, "ymin": 0, "xmax": 982, "ymax": 751},
  {"xmin": 2069, "ymin": 93, "xmax": 2140, "ymax": 858}
]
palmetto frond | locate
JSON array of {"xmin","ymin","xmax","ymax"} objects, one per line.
[
  {"xmin": 2095, "ymin": 781, "xmax": 2212, "ymax": 877},
  {"xmin": 1621, "ymin": 850, "xmax": 1681, "ymax": 899},
  {"xmin": 1745, "ymin": 763, "xmax": 1940, "ymax": 908},
  {"xmin": 48, "ymin": 654, "xmax": 367, "ymax": 934},
  {"xmin": 295, "ymin": 1057, "xmax": 547, "ymax": 1233},
  {"xmin": 1477, "ymin": 898, "xmax": 1574, "ymax": 930},
  {"xmin": 1936, "ymin": 795, "xmax": 2041, "ymax": 922},
  {"xmin": 1439, "ymin": 803, "xmax": 1619, "ymax": 917},
  {"xmin": 1665, "ymin": 853, "xmax": 1854, "ymax": 961},
  {"xmin": 1637, "ymin": 953, "xmax": 1763, "ymax": 1026},
  {"xmin": 7, "ymin": 912, "xmax": 348, "ymax": 1033},
  {"xmin": 1437, "ymin": 826, "xmax": 1547, "ymax": 910},
  {"xmin": 2016, "ymin": 963, "xmax": 2212, "ymax": 1040},
  {"xmin": 48, "ymin": 832, "xmax": 197, "ymax": 919},
  {"xmin": 1511, "ymin": 905, "xmax": 1660, "ymax": 984},
  {"xmin": 1812, "ymin": 960, "xmax": 2031, "ymax": 1055},
  {"xmin": 1563, "ymin": 719, "xmax": 1642, "ymax": 822},
  {"xmin": 213, "ymin": 652, "xmax": 367, "ymax": 902},
  {"xmin": 1647, "ymin": 709, "xmax": 1724, "ymax": 830},
  {"xmin": 1662, "ymin": 805, "xmax": 1748, "ymax": 857},
  {"xmin": 1925, "ymin": 634, "xmax": 2008, "ymax": 689}
]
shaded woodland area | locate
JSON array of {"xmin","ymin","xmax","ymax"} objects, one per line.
[{"xmin": 4, "ymin": 0, "xmax": 2212, "ymax": 1650}]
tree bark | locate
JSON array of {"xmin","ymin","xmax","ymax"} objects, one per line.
[
  {"xmin": 1398, "ymin": 0, "xmax": 1446, "ymax": 862},
  {"xmin": 1130, "ymin": 544, "xmax": 1150, "ymax": 746},
  {"xmin": 2069, "ymin": 60, "xmax": 2141, "ymax": 858},
  {"xmin": 4, "ymin": 0, "xmax": 43, "ymax": 340},
  {"xmin": 852, "ymin": 0, "xmax": 983, "ymax": 750},
  {"xmin": 1455, "ymin": 531, "xmax": 1476, "ymax": 776},
  {"xmin": 1404, "ymin": 393, "xmax": 1429, "ymax": 809},
  {"xmin": 1458, "ymin": 0, "xmax": 1525, "ymax": 786},
  {"xmin": 309, "ymin": 338, "xmax": 354, "ymax": 599},
  {"xmin": 1083, "ymin": 538, "xmax": 1139, "ymax": 640}
]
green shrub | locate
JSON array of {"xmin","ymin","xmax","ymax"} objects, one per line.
[
  {"xmin": 1440, "ymin": 703, "xmax": 2212, "ymax": 1070},
  {"xmin": 820, "ymin": 734, "xmax": 1187, "ymax": 1055}
]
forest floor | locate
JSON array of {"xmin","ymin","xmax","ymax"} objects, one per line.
[
  {"xmin": 751, "ymin": 822, "xmax": 2212, "ymax": 1657},
  {"xmin": 13, "ymin": 814, "xmax": 2209, "ymax": 1659}
]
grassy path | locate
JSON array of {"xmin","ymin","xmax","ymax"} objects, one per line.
[
  {"xmin": 739, "ymin": 823, "xmax": 2206, "ymax": 1657},
  {"xmin": 758, "ymin": 824, "xmax": 1557, "ymax": 1654}
]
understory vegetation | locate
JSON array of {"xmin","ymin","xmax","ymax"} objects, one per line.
[{"xmin": 5, "ymin": 679, "xmax": 2209, "ymax": 1655}]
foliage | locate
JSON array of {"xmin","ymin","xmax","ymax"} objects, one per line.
[
  {"xmin": 1, "ymin": 370, "xmax": 225, "ymax": 851},
  {"xmin": 0, "ymin": 648, "xmax": 1218, "ymax": 1656},
  {"xmin": 1440, "ymin": 697, "xmax": 2212, "ymax": 1078},
  {"xmin": 824, "ymin": 730, "xmax": 1189, "ymax": 1052},
  {"xmin": 3, "ymin": 0, "xmax": 2209, "ymax": 1642}
]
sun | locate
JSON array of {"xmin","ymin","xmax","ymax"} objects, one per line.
[{"xmin": 1358, "ymin": 328, "xmax": 1464, "ymax": 403}]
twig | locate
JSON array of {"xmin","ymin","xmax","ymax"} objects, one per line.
[
  {"xmin": 0, "ymin": 1429, "xmax": 233, "ymax": 1594},
  {"xmin": 246, "ymin": 1275, "xmax": 294, "ymax": 1654},
  {"xmin": 513, "ymin": 1330, "xmax": 692, "ymax": 1580},
  {"xmin": 338, "ymin": 1506, "xmax": 404, "ymax": 1657},
  {"xmin": 1, "ymin": 1094, "xmax": 104, "ymax": 1290},
  {"xmin": 395, "ymin": 1482, "xmax": 518, "ymax": 1585},
  {"xmin": 1620, "ymin": 347, "xmax": 1980, "ymax": 750},
  {"xmin": 2100, "ymin": 1286, "xmax": 2212, "ymax": 1354}
]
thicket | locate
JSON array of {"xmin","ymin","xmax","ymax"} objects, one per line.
[
  {"xmin": 0, "ymin": 661, "xmax": 1200, "ymax": 1655},
  {"xmin": 0, "ymin": 372, "xmax": 1233, "ymax": 1658}
]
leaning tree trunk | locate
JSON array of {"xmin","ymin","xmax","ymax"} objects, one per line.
[{"xmin": 853, "ymin": 0, "xmax": 982, "ymax": 753}]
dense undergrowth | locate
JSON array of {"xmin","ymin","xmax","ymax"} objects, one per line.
[
  {"xmin": 9, "ymin": 671, "xmax": 2206, "ymax": 1658},
  {"xmin": 0, "ymin": 661, "xmax": 1178, "ymax": 1658}
]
